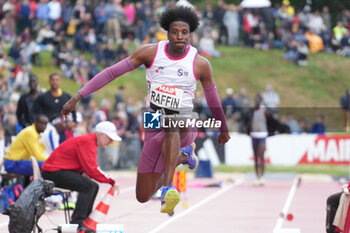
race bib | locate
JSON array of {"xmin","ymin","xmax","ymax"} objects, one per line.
[{"xmin": 150, "ymin": 83, "xmax": 184, "ymax": 111}]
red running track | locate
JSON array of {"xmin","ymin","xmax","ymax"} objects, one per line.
[{"xmin": 0, "ymin": 172, "xmax": 340, "ymax": 233}]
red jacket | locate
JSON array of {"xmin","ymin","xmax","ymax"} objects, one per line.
[{"xmin": 42, "ymin": 133, "xmax": 115, "ymax": 185}]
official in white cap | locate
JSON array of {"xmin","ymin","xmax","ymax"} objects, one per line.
[
  {"xmin": 95, "ymin": 121, "xmax": 122, "ymax": 146},
  {"xmin": 41, "ymin": 121, "xmax": 121, "ymax": 232}
]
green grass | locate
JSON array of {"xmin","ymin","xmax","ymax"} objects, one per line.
[
  {"xmin": 134, "ymin": 164, "xmax": 349, "ymax": 176},
  {"xmin": 176, "ymin": 164, "xmax": 349, "ymax": 176},
  {"xmin": 213, "ymin": 164, "xmax": 350, "ymax": 177}
]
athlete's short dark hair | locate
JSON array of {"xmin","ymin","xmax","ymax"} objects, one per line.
[{"xmin": 159, "ymin": 6, "xmax": 199, "ymax": 33}]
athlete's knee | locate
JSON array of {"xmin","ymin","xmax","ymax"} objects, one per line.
[{"xmin": 136, "ymin": 191, "xmax": 152, "ymax": 203}]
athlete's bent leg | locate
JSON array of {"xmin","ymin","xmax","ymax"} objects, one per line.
[
  {"xmin": 136, "ymin": 172, "xmax": 162, "ymax": 203},
  {"xmin": 135, "ymin": 148, "xmax": 189, "ymax": 203},
  {"xmin": 135, "ymin": 127, "xmax": 196, "ymax": 205},
  {"xmin": 162, "ymin": 128, "xmax": 181, "ymax": 186}
]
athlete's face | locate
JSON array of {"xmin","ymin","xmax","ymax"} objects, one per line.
[{"xmin": 168, "ymin": 21, "xmax": 191, "ymax": 51}]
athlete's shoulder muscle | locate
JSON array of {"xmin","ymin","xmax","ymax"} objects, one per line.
[
  {"xmin": 130, "ymin": 44, "xmax": 158, "ymax": 68},
  {"xmin": 194, "ymin": 54, "xmax": 214, "ymax": 87}
]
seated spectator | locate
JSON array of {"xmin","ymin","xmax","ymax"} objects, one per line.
[
  {"xmin": 299, "ymin": 118, "xmax": 310, "ymax": 133},
  {"xmin": 198, "ymin": 20, "xmax": 219, "ymax": 44},
  {"xmin": 111, "ymin": 111, "xmax": 128, "ymax": 138},
  {"xmin": 155, "ymin": 28, "xmax": 167, "ymax": 42},
  {"xmin": 2, "ymin": 112, "xmax": 18, "ymax": 147},
  {"xmin": 13, "ymin": 65, "xmax": 30, "ymax": 93},
  {"xmin": 143, "ymin": 27, "xmax": 157, "ymax": 44},
  {"xmin": 286, "ymin": 113, "xmax": 299, "ymax": 134},
  {"xmin": 0, "ymin": 52, "xmax": 12, "ymax": 69},
  {"xmin": 58, "ymin": 42, "xmax": 76, "ymax": 79},
  {"xmin": 20, "ymin": 27, "xmax": 31, "ymax": 44},
  {"xmin": 65, "ymin": 112, "xmax": 83, "ymax": 139},
  {"xmin": 40, "ymin": 117, "xmax": 64, "ymax": 156},
  {"xmin": 339, "ymin": 31, "xmax": 350, "ymax": 56},
  {"xmin": 307, "ymin": 10, "xmax": 325, "ymax": 35},
  {"xmin": 0, "ymin": 76, "xmax": 11, "ymax": 107},
  {"xmin": 251, "ymin": 27, "xmax": 269, "ymax": 50},
  {"xmin": 21, "ymin": 39, "xmax": 41, "ymax": 66},
  {"xmin": 74, "ymin": 28, "xmax": 87, "ymax": 51},
  {"xmin": 296, "ymin": 40, "xmax": 310, "ymax": 66},
  {"xmin": 8, "ymin": 37, "xmax": 23, "ymax": 64},
  {"xmin": 36, "ymin": 24, "xmax": 56, "ymax": 45},
  {"xmin": 311, "ymin": 114, "xmax": 326, "ymax": 134},
  {"xmin": 332, "ymin": 21, "xmax": 348, "ymax": 51},
  {"xmin": 0, "ymin": 16, "xmax": 14, "ymax": 42},
  {"xmin": 74, "ymin": 111, "xmax": 90, "ymax": 137},
  {"xmin": 66, "ymin": 17, "xmax": 78, "ymax": 38},
  {"xmin": 116, "ymin": 43, "xmax": 130, "ymax": 61},
  {"xmin": 72, "ymin": 54, "xmax": 89, "ymax": 84},
  {"xmin": 0, "ymin": 124, "xmax": 4, "ymax": 153},
  {"xmin": 279, "ymin": 115, "xmax": 292, "ymax": 134},
  {"xmin": 320, "ymin": 26, "xmax": 333, "ymax": 53},
  {"xmin": 93, "ymin": 44, "xmax": 105, "ymax": 65},
  {"xmin": 84, "ymin": 28, "xmax": 97, "ymax": 53},
  {"xmin": 199, "ymin": 33, "xmax": 221, "ymax": 58},
  {"xmin": 266, "ymin": 113, "xmax": 291, "ymax": 136},
  {"xmin": 102, "ymin": 42, "xmax": 117, "ymax": 67},
  {"xmin": 222, "ymin": 88, "xmax": 236, "ymax": 117},
  {"xmin": 87, "ymin": 58, "xmax": 100, "ymax": 80},
  {"xmin": 3, "ymin": 114, "xmax": 48, "ymax": 177},
  {"xmin": 113, "ymin": 86, "xmax": 125, "ymax": 112},
  {"xmin": 305, "ymin": 28, "xmax": 324, "ymax": 53},
  {"xmin": 283, "ymin": 39, "xmax": 298, "ymax": 63},
  {"xmin": 294, "ymin": 29, "xmax": 308, "ymax": 44}
]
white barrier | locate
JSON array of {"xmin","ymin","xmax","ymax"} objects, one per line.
[{"xmin": 225, "ymin": 133, "xmax": 350, "ymax": 166}]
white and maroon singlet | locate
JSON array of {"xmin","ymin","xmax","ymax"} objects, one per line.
[{"xmin": 145, "ymin": 40, "xmax": 198, "ymax": 114}]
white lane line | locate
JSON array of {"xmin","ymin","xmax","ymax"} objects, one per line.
[
  {"xmin": 0, "ymin": 186, "xmax": 136, "ymax": 229},
  {"xmin": 274, "ymin": 177, "xmax": 301, "ymax": 229},
  {"xmin": 148, "ymin": 178, "xmax": 245, "ymax": 233},
  {"xmin": 119, "ymin": 186, "xmax": 135, "ymax": 194}
]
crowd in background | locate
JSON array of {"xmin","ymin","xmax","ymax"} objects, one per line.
[{"xmin": 0, "ymin": 0, "xmax": 347, "ymax": 161}]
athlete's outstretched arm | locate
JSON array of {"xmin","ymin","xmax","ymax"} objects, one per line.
[
  {"xmin": 61, "ymin": 44, "xmax": 156, "ymax": 118},
  {"xmin": 195, "ymin": 55, "xmax": 230, "ymax": 145}
]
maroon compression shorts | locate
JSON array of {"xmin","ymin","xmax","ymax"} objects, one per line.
[{"xmin": 137, "ymin": 128, "xmax": 197, "ymax": 173}]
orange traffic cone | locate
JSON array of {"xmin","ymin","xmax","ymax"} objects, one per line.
[{"xmin": 84, "ymin": 187, "xmax": 115, "ymax": 231}]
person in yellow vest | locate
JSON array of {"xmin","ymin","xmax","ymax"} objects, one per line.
[
  {"xmin": 333, "ymin": 21, "xmax": 348, "ymax": 44},
  {"xmin": 4, "ymin": 114, "xmax": 48, "ymax": 176}
]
